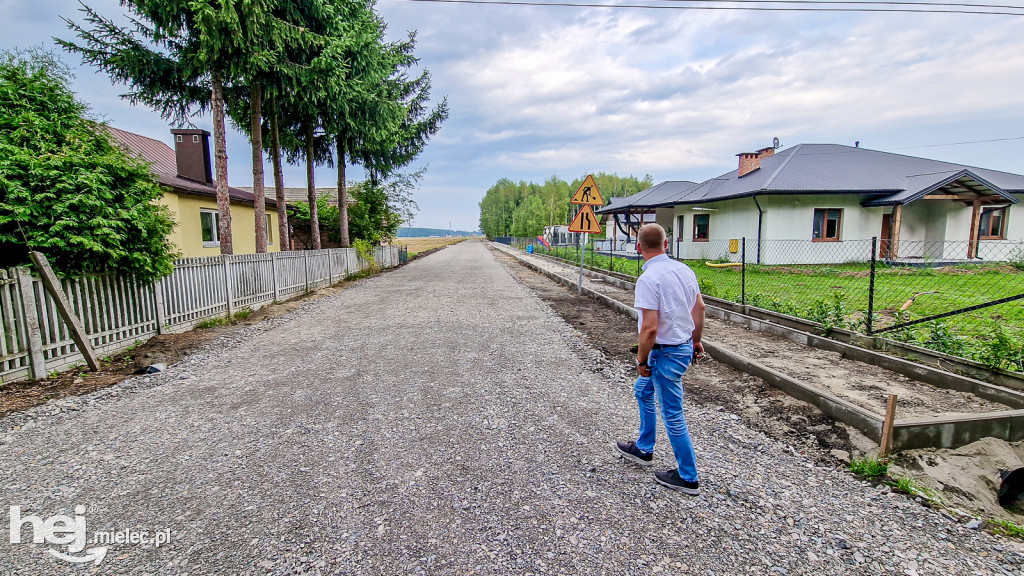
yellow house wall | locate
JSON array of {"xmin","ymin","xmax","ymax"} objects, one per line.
[{"xmin": 158, "ymin": 192, "xmax": 281, "ymax": 257}]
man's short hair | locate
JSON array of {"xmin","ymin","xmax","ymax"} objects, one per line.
[{"xmin": 638, "ymin": 224, "xmax": 666, "ymax": 250}]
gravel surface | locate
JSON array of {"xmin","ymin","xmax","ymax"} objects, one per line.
[
  {"xmin": 2, "ymin": 240, "xmax": 1023, "ymax": 575},
  {"xmin": 502, "ymin": 247, "xmax": 1009, "ymax": 419}
]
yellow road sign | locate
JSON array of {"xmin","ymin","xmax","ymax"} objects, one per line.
[
  {"xmin": 570, "ymin": 175, "xmax": 604, "ymax": 206},
  {"xmin": 568, "ymin": 205, "xmax": 602, "ymax": 234}
]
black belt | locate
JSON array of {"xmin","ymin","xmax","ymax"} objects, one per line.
[{"xmin": 652, "ymin": 341, "xmax": 689, "ymax": 350}]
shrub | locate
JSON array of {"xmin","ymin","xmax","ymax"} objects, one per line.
[
  {"xmin": 0, "ymin": 48, "xmax": 177, "ymax": 281},
  {"xmin": 698, "ymin": 278, "xmax": 718, "ymax": 298},
  {"xmin": 923, "ymin": 322, "xmax": 965, "ymax": 357},
  {"xmin": 977, "ymin": 324, "xmax": 1024, "ymax": 372}
]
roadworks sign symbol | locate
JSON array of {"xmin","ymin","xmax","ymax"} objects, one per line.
[
  {"xmin": 568, "ymin": 205, "xmax": 602, "ymax": 234},
  {"xmin": 570, "ymin": 175, "xmax": 604, "ymax": 206}
]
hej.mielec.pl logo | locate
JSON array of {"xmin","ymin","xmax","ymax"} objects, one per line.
[{"xmin": 8, "ymin": 505, "xmax": 171, "ymax": 565}]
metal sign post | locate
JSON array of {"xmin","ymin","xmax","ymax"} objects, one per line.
[
  {"xmin": 578, "ymin": 229, "xmax": 586, "ymax": 296},
  {"xmin": 568, "ymin": 176, "xmax": 605, "ymax": 297}
]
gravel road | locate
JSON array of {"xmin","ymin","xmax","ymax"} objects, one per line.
[{"xmin": 1, "ymin": 240, "xmax": 1022, "ymax": 575}]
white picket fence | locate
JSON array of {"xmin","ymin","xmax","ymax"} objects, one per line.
[{"xmin": 0, "ymin": 246, "xmax": 400, "ymax": 384}]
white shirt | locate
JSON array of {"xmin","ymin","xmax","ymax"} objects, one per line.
[{"xmin": 634, "ymin": 253, "xmax": 701, "ymax": 344}]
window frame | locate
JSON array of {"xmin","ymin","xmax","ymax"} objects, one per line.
[
  {"xmin": 812, "ymin": 208, "xmax": 843, "ymax": 242},
  {"xmin": 266, "ymin": 214, "xmax": 274, "ymax": 245},
  {"xmin": 676, "ymin": 215, "xmax": 685, "ymax": 242},
  {"xmin": 979, "ymin": 206, "xmax": 1008, "ymax": 240},
  {"xmin": 200, "ymin": 208, "xmax": 220, "ymax": 248},
  {"xmin": 692, "ymin": 213, "xmax": 710, "ymax": 242}
]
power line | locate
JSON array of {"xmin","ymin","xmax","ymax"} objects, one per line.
[
  {"xmin": 644, "ymin": 0, "xmax": 1024, "ymax": 8},
  {"xmin": 891, "ymin": 136, "xmax": 1024, "ymax": 149},
  {"xmin": 399, "ymin": 0, "xmax": 1024, "ymax": 14}
]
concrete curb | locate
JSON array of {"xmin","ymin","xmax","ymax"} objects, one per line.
[
  {"xmin": 702, "ymin": 340, "xmax": 885, "ymax": 443},
  {"xmin": 493, "ymin": 244, "xmax": 637, "ymax": 320}
]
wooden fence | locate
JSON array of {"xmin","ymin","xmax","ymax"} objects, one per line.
[{"xmin": 0, "ymin": 246, "xmax": 400, "ymax": 385}]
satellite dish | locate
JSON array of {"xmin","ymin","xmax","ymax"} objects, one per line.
[{"xmin": 773, "ymin": 137, "xmax": 781, "ymax": 149}]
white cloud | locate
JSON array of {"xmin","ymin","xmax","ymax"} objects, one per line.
[{"xmin": 4, "ymin": 1, "xmax": 1024, "ymax": 230}]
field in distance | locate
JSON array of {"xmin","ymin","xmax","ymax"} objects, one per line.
[{"xmin": 394, "ymin": 237, "xmax": 470, "ymax": 255}]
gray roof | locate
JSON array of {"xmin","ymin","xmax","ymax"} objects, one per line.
[
  {"xmin": 594, "ymin": 181, "xmax": 698, "ymax": 213},
  {"xmin": 603, "ymin": 144, "xmax": 1024, "ymax": 212}
]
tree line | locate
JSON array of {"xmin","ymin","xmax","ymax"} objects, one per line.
[
  {"xmin": 478, "ymin": 173, "xmax": 653, "ymax": 239},
  {"xmin": 58, "ymin": 0, "xmax": 447, "ymax": 255}
]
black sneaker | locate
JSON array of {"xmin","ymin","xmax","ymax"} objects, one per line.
[
  {"xmin": 615, "ymin": 441, "xmax": 653, "ymax": 467},
  {"xmin": 654, "ymin": 469, "xmax": 700, "ymax": 495}
]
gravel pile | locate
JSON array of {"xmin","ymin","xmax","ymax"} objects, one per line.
[{"xmin": 0, "ymin": 240, "xmax": 1021, "ymax": 575}]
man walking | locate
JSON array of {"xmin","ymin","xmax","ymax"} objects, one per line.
[{"xmin": 616, "ymin": 223, "xmax": 706, "ymax": 494}]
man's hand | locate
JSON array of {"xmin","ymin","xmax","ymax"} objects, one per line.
[
  {"xmin": 637, "ymin": 361, "xmax": 651, "ymax": 378},
  {"xmin": 692, "ymin": 341, "xmax": 706, "ymax": 363}
]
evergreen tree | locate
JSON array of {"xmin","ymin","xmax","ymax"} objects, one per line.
[
  {"xmin": 0, "ymin": 49, "xmax": 176, "ymax": 280},
  {"xmin": 60, "ymin": 0, "xmax": 319, "ymax": 254}
]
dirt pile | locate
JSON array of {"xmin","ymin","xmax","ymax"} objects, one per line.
[{"xmin": 890, "ymin": 437, "xmax": 1024, "ymax": 521}]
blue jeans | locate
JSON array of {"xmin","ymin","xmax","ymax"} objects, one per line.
[{"xmin": 633, "ymin": 342, "xmax": 699, "ymax": 483}]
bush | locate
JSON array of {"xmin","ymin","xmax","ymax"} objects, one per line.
[
  {"xmin": 698, "ymin": 278, "xmax": 718, "ymax": 298},
  {"xmin": 977, "ymin": 324, "xmax": 1024, "ymax": 372},
  {"xmin": 923, "ymin": 322, "xmax": 965, "ymax": 357},
  {"xmin": 0, "ymin": 48, "xmax": 177, "ymax": 281}
]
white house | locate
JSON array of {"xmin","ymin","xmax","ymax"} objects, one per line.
[{"xmin": 598, "ymin": 144, "xmax": 1024, "ymax": 265}]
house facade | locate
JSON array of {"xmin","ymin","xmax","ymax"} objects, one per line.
[
  {"xmin": 601, "ymin": 144, "xmax": 1024, "ymax": 265},
  {"xmin": 109, "ymin": 127, "xmax": 280, "ymax": 257}
]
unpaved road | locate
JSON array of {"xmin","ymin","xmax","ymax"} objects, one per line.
[{"xmin": 1, "ymin": 240, "xmax": 1021, "ymax": 575}]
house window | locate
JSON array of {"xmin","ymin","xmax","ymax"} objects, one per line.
[
  {"xmin": 693, "ymin": 214, "xmax": 709, "ymax": 242},
  {"xmin": 812, "ymin": 209, "xmax": 843, "ymax": 241},
  {"xmin": 980, "ymin": 206, "xmax": 1007, "ymax": 240},
  {"xmin": 200, "ymin": 209, "xmax": 219, "ymax": 247},
  {"xmin": 266, "ymin": 214, "xmax": 274, "ymax": 244},
  {"xmin": 175, "ymin": 135, "xmax": 183, "ymax": 143},
  {"xmin": 193, "ymin": 135, "xmax": 200, "ymax": 143},
  {"xmin": 677, "ymin": 215, "xmax": 685, "ymax": 241}
]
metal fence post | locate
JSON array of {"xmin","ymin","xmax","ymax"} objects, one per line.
[
  {"xmin": 222, "ymin": 255, "xmax": 235, "ymax": 316},
  {"xmin": 741, "ymin": 236, "xmax": 746, "ymax": 306},
  {"xmin": 15, "ymin": 266, "xmax": 46, "ymax": 380},
  {"xmin": 271, "ymin": 252, "xmax": 280, "ymax": 301},
  {"xmin": 868, "ymin": 236, "xmax": 877, "ymax": 335}
]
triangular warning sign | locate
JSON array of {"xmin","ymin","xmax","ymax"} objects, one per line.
[
  {"xmin": 570, "ymin": 175, "xmax": 604, "ymax": 206},
  {"xmin": 567, "ymin": 205, "xmax": 602, "ymax": 234}
]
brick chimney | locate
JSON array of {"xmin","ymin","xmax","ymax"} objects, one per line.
[
  {"xmin": 737, "ymin": 146, "xmax": 776, "ymax": 177},
  {"xmin": 170, "ymin": 129, "xmax": 213, "ymax": 183}
]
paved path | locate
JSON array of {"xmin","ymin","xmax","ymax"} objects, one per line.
[{"xmin": 1, "ymin": 240, "xmax": 1021, "ymax": 575}]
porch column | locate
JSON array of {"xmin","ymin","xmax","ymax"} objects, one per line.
[
  {"xmin": 967, "ymin": 199, "xmax": 982, "ymax": 259},
  {"xmin": 890, "ymin": 205, "xmax": 903, "ymax": 259}
]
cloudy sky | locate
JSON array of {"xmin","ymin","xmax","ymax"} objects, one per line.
[{"xmin": 3, "ymin": 0, "xmax": 1023, "ymax": 231}]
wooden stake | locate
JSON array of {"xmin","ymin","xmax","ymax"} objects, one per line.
[
  {"xmin": 890, "ymin": 205, "xmax": 903, "ymax": 259},
  {"xmin": 28, "ymin": 252, "xmax": 100, "ymax": 371},
  {"xmin": 15, "ymin": 266, "xmax": 47, "ymax": 380},
  {"xmin": 879, "ymin": 394, "xmax": 898, "ymax": 457},
  {"xmin": 967, "ymin": 199, "xmax": 982, "ymax": 259}
]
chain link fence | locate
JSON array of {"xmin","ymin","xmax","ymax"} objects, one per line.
[{"xmin": 503, "ymin": 235, "xmax": 1024, "ymax": 373}]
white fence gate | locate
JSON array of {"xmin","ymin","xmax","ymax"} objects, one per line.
[{"xmin": 0, "ymin": 246, "xmax": 400, "ymax": 384}]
